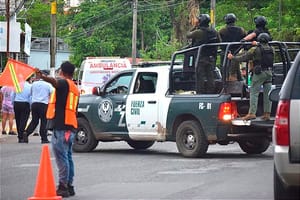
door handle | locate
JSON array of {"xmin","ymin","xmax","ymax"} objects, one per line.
[{"xmin": 148, "ymin": 100, "xmax": 156, "ymax": 104}]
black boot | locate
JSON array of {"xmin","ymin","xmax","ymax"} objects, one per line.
[
  {"xmin": 68, "ymin": 183, "xmax": 75, "ymax": 196},
  {"xmin": 23, "ymin": 132, "xmax": 28, "ymax": 143},
  {"xmin": 56, "ymin": 183, "xmax": 70, "ymax": 197}
]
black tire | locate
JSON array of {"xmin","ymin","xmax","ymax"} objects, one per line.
[
  {"xmin": 175, "ymin": 120, "xmax": 208, "ymax": 158},
  {"xmin": 73, "ymin": 118, "xmax": 98, "ymax": 152},
  {"xmin": 127, "ymin": 140, "xmax": 155, "ymax": 150},
  {"xmin": 238, "ymin": 138, "xmax": 270, "ymax": 154}
]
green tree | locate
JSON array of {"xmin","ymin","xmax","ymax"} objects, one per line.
[
  {"xmin": 59, "ymin": 0, "xmax": 186, "ymax": 66},
  {"xmin": 19, "ymin": 0, "xmax": 50, "ymax": 37},
  {"xmin": 18, "ymin": 0, "xmax": 65, "ymax": 38},
  {"xmin": 215, "ymin": 0, "xmax": 300, "ymax": 41},
  {"xmin": 60, "ymin": 0, "xmax": 133, "ymax": 66},
  {"xmin": 14, "ymin": 0, "xmax": 299, "ymax": 68}
]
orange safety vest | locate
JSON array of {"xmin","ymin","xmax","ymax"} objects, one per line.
[{"xmin": 46, "ymin": 79, "xmax": 79, "ymax": 128}]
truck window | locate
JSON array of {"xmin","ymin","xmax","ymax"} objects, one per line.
[
  {"xmin": 105, "ymin": 72, "xmax": 133, "ymax": 94},
  {"xmin": 134, "ymin": 72, "xmax": 157, "ymax": 94},
  {"xmin": 291, "ymin": 61, "xmax": 300, "ymax": 99}
]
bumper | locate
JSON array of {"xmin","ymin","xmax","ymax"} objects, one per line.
[
  {"xmin": 232, "ymin": 117, "xmax": 275, "ymax": 128},
  {"xmin": 274, "ymin": 145, "xmax": 300, "ymax": 187}
]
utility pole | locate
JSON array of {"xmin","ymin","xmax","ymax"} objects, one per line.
[
  {"xmin": 210, "ymin": 0, "xmax": 216, "ymax": 28},
  {"xmin": 131, "ymin": 0, "xmax": 137, "ymax": 66},
  {"xmin": 50, "ymin": 0, "xmax": 57, "ymax": 76},
  {"xmin": 5, "ymin": 0, "xmax": 10, "ymax": 58},
  {"xmin": 278, "ymin": 0, "xmax": 282, "ymax": 30}
]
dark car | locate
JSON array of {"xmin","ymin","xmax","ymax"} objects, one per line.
[{"xmin": 270, "ymin": 51, "xmax": 300, "ymax": 200}]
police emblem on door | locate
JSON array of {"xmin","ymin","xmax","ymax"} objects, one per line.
[{"xmin": 98, "ymin": 98, "xmax": 113, "ymax": 122}]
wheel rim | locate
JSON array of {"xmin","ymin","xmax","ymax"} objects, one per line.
[
  {"xmin": 76, "ymin": 129, "xmax": 88, "ymax": 145},
  {"xmin": 183, "ymin": 129, "xmax": 196, "ymax": 150}
]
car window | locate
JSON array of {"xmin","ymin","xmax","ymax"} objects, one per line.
[
  {"xmin": 291, "ymin": 62, "xmax": 300, "ymax": 99},
  {"xmin": 133, "ymin": 72, "xmax": 157, "ymax": 94},
  {"xmin": 105, "ymin": 72, "xmax": 133, "ymax": 94}
]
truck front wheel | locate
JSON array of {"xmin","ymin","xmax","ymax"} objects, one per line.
[
  {"xmin": 176, "ymin": 120, "xmax": 208, "ymax": 158},
  {"xmin": 238, "ymin": 138, "xmax": 270, "ymax": 154},
  {"xmin": 73, "ymin": 118, "xmax": 99, "ymax": 152},
  {"xmin": 127, "ymin": 141, "xmax": 155, "ymax": 150}
]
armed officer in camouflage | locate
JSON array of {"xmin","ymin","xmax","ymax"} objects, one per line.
[
  {"xmin": 219, "ymin": 13, "xmax": 246, "ymax": 81},
  {"xmin": 186, "ymin": 14, "xmax": 221, "ymax": 94},
  {"xmin": 227, "ymin": 33, "xmax": 274, "ymax": 121},
  {"xmin": 241, "ymin": 16, "xmax": 271, "ymax": 42}
]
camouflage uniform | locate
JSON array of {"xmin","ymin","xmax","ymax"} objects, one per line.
[
  {"xmin": 187, "ymin": 27, "xmax": 221, "ymax": 93},
  {"xmin": 219, "ymin": 24, "xmax": 246, "ymax": 80},
  {"xmin": 231, "ymin": 43, "xmax": 274, "ymax": 115}
]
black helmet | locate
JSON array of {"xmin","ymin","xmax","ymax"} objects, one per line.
[
  {"xmin": 224, "ymin": 13, "xmax": 236, "ymax": 24},
  {"xmin": 254, "ymin": 16, "xmax": 267, "ymax": 27},
  {"xmin": 198, "ymin": 14, "xmax": 210, "ymax": 27},
  {"xmin": 257, "ymin": 33, "xmax": 271, "ymax": 43}
]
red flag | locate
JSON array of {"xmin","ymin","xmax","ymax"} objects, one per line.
[{"xmin": 0, "ymin": 58, "xmax": 35, "ymax": 93}]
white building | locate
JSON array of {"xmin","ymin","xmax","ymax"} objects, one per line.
[{"xmin": 28, "ymin": 37, "xmax": 71, "ymax": 70}]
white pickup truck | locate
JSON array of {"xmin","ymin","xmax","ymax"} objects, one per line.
[{"xmin": 74, "ymin": 41, "xmax": 299, "ymax": 158}]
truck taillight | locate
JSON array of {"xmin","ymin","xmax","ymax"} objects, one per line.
[
  {"xmin": 274, "ymin": 100, "xmax": 290, "ymax": 146},
  {"xmin": 219, "ymin": 102, "xmax": 237, "ymax": 121}
]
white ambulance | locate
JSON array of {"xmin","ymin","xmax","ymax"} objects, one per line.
[{"xmin": 77, "ymin": 57, "xmax": 131, "ymax": 94}]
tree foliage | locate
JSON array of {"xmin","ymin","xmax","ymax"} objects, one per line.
[
  {"xmin": 14, "ymin": 0, "xmax": 300, "ymax": 67},
  {"xmin": 18, "ymin": 0, "xmax": 65, "ymax": 37}
]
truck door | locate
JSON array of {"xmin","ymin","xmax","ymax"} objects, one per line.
[
  {"xmin": 92, "ymin": 72, "xmax": 133, "ymax": 134},
  {"xmin": 125, "ymin": 72, "xmax": 159, "ymax": 139}
]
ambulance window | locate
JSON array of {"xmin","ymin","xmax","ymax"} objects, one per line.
[
  {"xmin": 134, "ymin": 72, "xmax": 157, "ymax": 94},
  {"xmin": 106, "ymin": 72, "xmax": 133, "ymax": 94}
]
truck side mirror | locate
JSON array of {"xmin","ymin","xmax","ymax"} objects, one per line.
[
  {"xmin": 269, "ymin": 88, "xmax": 280, "ymax": 102},
  {"xmin": 92, "ymin": 87, "xmax": 102, "ymax": 96}
]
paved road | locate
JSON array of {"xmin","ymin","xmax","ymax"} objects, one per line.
[{"xmin": 0, "ymin": 134, "xmax": 274, "ymax": 200}]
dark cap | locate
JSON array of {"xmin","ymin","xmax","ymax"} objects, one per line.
[
  {"xmin": 60, "ymin": 61, "xmax": 75, "ymax": 75},
  {"xmin": 257, "ymin": 33, "xmax": 271, "ymax": 43},
  {"xmin": 40, "ymin": 70, "xmax": 50, "ymax": 76}
]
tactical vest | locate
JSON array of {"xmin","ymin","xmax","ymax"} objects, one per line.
[
  {"xmin": 199, "ymin": 27, "xmax": 219, "ymax": 57},
  {"xmin": 220, "ymin": 26, "xmax": 245, "ymax": 53},
  {"xmin": 222, "ymin": 26, "xmax": 244, "ymax": 42},
  {"xmin": 46, "ymin": 79, "xmax": 79, "ymax": 128},
  {"xmin": 253, "ymin": 45, "xmax": 274, "ymax": 69}
]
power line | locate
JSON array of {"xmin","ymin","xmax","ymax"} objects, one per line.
[
  {"xmin": 63, "ymin": 10, "xmax": 132, "ymax": 40},
  {"xmin": 18, "ymin": 0, "xmax": 36, "ymax": 18},
  {"xmin": 59, "ymin": 0, "xmax": 184, "ymax": 40},
  {"xmin": 57, "ymin": 1, "xmax": 130, "ymax": 31}
]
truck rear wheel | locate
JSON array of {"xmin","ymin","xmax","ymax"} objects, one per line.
[
  {"xmin": 238, "ymin": 138, "xmax": 270, "ymax": 154},
  {"xmin": 127, "ymin": 141, "xmax": 155, "ymax": 150},
  {"xmin": 176, "ymin": 120, "xmax": 208, "ymax": 158},
  {"xmin": 73, "ymin": 118, "xmax": 98, "ymax": 152}
]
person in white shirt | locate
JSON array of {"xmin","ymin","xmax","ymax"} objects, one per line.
[{"xmin": 23, "ymin": 71, "xmax": 53, "ymax": 143}]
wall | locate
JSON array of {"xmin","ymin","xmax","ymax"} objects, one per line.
[
  {"xmin": 27, "ymin": 37, "xmax": 71, "ymax": 70},
  {"xmin": 28, "ymin": 50, "xmax": 70, "ymax": 70}
]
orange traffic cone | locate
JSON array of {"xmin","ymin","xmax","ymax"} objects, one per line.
[{"xmin": 28, "ymin": 145, "xmax": 62, "ymax": 200}]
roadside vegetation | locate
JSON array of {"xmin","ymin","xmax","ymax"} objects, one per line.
[{"xmin": 13, "ymin": 0, "xmax": 300, "ymax": 67}]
